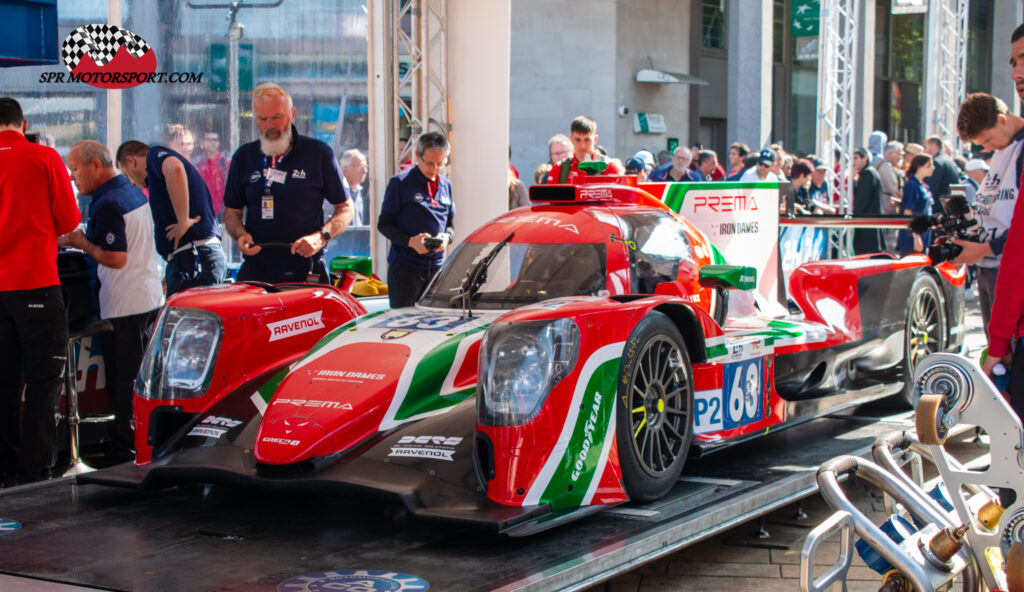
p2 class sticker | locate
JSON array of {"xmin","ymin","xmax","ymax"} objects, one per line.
[
  {"xmin": 278, "ymin": 569, "xmax": 429, "ymax": 591},
  {"xmin": 0, "ymin": 519, "xmax": 22, "ymax": 536}
]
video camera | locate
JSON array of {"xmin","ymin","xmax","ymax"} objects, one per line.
[
  {"xmin": 423, "ymin": 234, "xmax": 445, "ymax": 251},
  {"xmin": 907, "ymin": 186, "xmax": 980, "ymax": 263}
]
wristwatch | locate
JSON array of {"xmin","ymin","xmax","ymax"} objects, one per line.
[{"xmin": 318, "ymin": 228, "xmax": 332, "ymax": 243}]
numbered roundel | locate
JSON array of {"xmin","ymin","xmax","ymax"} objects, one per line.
[
  {"xmin": 278, "ymin": 569, "xmax": 429, "ymax": 592},
  {"xmin": 694, "ymin": 357, "xmax": 764, "ymax": 435}
]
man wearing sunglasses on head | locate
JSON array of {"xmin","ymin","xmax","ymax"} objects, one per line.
[
  {"xmin": 116, "ymin": 136, "xmax": 227, "ymax": 296},
  {"xmin": 223, "ymin": 83, "xmax": 353, "ymax": 285}
]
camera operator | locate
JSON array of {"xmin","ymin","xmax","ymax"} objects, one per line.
[
  {"xmin": 377, "ymin": 131, "xmax": 455, "ymax": 308},
  {"xmin": 954, "ymin": 93, "xmax": 1024, "ymax": 336}
]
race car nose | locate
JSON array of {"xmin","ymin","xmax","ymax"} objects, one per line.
[{"xmin": 255, "ymin": 416, "xmax": 336, "ymax": 465}]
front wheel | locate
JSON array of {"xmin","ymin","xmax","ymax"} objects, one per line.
[
  {"xmin": 615, "ymin": 311, "xmax": 694, "ymax": 502},
  {"xmin": 901, "ymin": 273, "xmax": 947, "ymax": 406}
]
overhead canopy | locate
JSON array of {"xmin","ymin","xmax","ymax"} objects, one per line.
[
  {"xmin": 0, "ymin": 0, "xmax": 59, "ymax": 68},
  {"xmin": 635, "ymin": 68, "xmax": 708, "ymax": 86}
]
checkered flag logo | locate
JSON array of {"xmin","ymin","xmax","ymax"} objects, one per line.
[{"xmin": 61, "ymin": 24, "xmax": 152, "ymax": 71}]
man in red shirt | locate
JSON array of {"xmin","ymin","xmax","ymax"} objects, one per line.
[
  {"xmin": 546, "ymin": 115, "xmax": 623, "ymax": 183},
  {"xmin": 195, "ymin": 131, "xmax": 230, "ymax": 220},
  {"xmin": 0, "ymin": 98, "xmax": 81, "ymax": 486}
]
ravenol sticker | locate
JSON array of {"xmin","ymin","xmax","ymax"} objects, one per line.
[
  {"xmin": 373, "ymin": 312, "xmax": 472, "ymax": 332},
  {"xmin": 388, "ymin": 435, "xmax": 463, "ymax": 462},
  {"xmin": 694, "ymin": 358, "xmax": 765, "ymax": 434},
  {"xmin": 0, "ymin": 518, "xmax": 21, "ymax": 536},
  {"xmin": 278, "ymin": 569, "xmax": 429, "ymax": 591},
  {"xmin": 268, "ymin": 311, "xmax": 325, "ymax": 342}
]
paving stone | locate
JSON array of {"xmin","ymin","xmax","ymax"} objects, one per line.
[{"xmin": 665, "ymin": 561, "xmax": 780, "ymax": 578}]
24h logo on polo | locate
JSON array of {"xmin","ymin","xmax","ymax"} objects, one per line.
[
  {"xmin": 278, "ymin": 570, "xmax": 429, "ymax": 592},
  {"xmin": 61, "ymin": 24, "xmax": 157, "ymax": 89}
]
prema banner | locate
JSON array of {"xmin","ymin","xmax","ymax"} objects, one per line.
[{"xmin": 646, "ymin": 182, "xmax": 782, "ymax": 311}]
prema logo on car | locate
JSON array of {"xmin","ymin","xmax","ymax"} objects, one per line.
[
  {"xmin": 691, "ymin": 195, "xmax": 760, "ymax": 213},
  {"xmin": 268, "ymin": 311, "xmax": 324, "ymax": 341}
]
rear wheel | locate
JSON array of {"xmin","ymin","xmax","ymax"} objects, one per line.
[
  {"xmin": 902, "ymin": 274, "xmax": 946, "ymax": 406},
  {"xmin": 615, "ymin": 312, "xmax": 694, "ymax": 502}
]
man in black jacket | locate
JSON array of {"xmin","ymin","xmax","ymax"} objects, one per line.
[
  {"xmin": 852, "ymin": 147, "xmax": 884, "ymax": 255},
  {"xmin": 923, "ymin": 135, "xmax": 961, "ymax": 213}
]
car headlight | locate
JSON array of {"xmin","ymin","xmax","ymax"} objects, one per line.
[
  {"xmin": 478, "ymin": 318, "xmax": 579, "ymax": 426},
  {"xmin": 136, "ymin": 307, "xmax": 223, "ymax": 400}
]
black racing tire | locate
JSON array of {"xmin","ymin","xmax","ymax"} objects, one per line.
[
  {"xmin": 615, "ymin": 311, "xmax": 694, "ymax": 502},
  {"xmin": 901, "ymin": 273, "xmax": 947, "ymax": 406}
]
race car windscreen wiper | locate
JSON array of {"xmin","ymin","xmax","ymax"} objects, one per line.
[{"xmin": 450, "ymin": 232, "xmax": 515, "ymax": 318}]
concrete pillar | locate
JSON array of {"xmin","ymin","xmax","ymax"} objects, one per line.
[
  {"xmin": 991, "ymin": 0, "xmax": 1023, "ymax": 114},
  {"xmin": 726, "ymin": 0, "xmax": 772, "ymax": 151},
  {"xmin": 854, "ymin": 0, "xmax": 876, "ymax": 146},
  {"xmin": 447, "ymin": 0, "xmax": 511, "ymax": 242}
]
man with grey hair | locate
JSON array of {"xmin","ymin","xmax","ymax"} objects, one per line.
[
  {"xmin": 377, "ymin": 131, "xmax": 455, "ymax": 308},
  {"xmin": 63, "ymin": 140, "xmax": 163, "ymax": 459},
  {"xmin": 224, "ymin": 82, "xmax": 353, "ymax": 284},
  {"xmin": 877, "ymin": 141, "xmax": 905, "ymax": 252},
  {"xmin": 650, "ymin": 146, "xmax": 701, "ymax": 182},
  {"xmin": 339, "ymin": 149, "xmax": 369, "ymax": 226}
]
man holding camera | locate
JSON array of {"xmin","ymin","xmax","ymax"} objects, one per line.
[
  {"xmin": 954, "ymin": 93, "xmax": 1024, "ymax": 336},
  {"xmin": 378, "ymin": 131, "xmax": 455, "ymax": 308}
]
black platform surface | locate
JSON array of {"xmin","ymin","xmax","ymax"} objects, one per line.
[{"xmin": 0, "ymin": 404, "xmax": 918, "ymax": 592}]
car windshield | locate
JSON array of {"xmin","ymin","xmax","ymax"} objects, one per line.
[{"xmin": 419, "ymin": 242, "xmax": 607, "ymax": 309}]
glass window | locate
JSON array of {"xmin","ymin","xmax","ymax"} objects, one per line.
[
  {"xmin": 874, "ymin": 5, "xmax": 925, "ymax": 143},
  {"xmin": 5, "ymin": 0, "xmax": 371, "ymax": 262},
  {"xmin": 419, "ymin": 242, "xmax": 608, "ymax": 309},
  {"xmin": 619, "ymin": 212, "xmax": 692, "ymax": 294},
  {"xmin": 966, "ymin": 0, "xmax": 993, "ymax": 94},
  {"xmin": 702, "ymin": 0, "xmax": 727, "ymax": 49}
]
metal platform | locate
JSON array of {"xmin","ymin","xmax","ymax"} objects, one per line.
[{"xmin": 0, "ymin": 403, "xmax": 918, "ymax": 592}]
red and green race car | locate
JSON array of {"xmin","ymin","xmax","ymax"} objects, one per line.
[{"xmin": 85, "ymin": 176, "xmax": 964, "ymax": 535}]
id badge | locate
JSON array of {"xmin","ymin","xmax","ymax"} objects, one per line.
[
  {"xmin": 261, "ymin": 190, "xmax": 274, "ymax": 220},
  {"xmin": 268, "ymin": 168, "xmax": 287, "ymax": 184}
]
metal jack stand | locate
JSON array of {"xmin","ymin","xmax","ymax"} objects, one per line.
[{"xmin": 62, "ymin": 320, "xmax": 114, "ymax": 477}]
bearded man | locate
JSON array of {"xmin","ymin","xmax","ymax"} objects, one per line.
[{"xmin": 223, "ymin": 83, "xmax": 353, "ymax": 284}]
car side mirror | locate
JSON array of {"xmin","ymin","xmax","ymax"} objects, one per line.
[{"xmin": 698, "ymin": 265, "xmax": 756, "ymax": 291}]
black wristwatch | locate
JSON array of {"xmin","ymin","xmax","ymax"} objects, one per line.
[{"xmin": 318, "ymin": 228, "xmax": 332, "ymax": 243}]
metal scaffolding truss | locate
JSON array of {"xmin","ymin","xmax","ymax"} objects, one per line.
[
  {"xmin": 392, "ymin": 0, "xmax": 448, "ymax": 167},
  {"xmin": 930, "ymin": 0, "xmax": 969, "ymax": 150},
  {"xmin": 367, "ymin": 0, "xmax": 449, "ymax": 272},
  {"xmin": 815, "ymin": 0, "xmax": 858, "ymax": 254}
]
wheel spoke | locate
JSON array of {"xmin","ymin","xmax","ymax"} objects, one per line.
[
  {"xmin": 634, "ymin": 415, "xmax": 647, "ymax": 438},
  {"xmin": 631, "ymin": 405, "xmax": 646, "ymax": 414}
]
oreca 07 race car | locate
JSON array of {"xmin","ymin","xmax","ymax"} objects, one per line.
[{"xmin": 85, "ymin": 177, "xmax": 964, "ymax": 535}]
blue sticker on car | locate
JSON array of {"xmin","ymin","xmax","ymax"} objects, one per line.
[
  {"xmin": 694, "ymin": 358, "xmax": 764, "ymax": 435},
  {"xmin": 373, "ymin": 312, "xmax": 472, "ymax": 332},
  {"xmin": 0, "ymin": 518, "xmax": 22, "ymax": 536},
  {"xmin": 278, "ymin": 570, "xmax": 429, "ymax": 591}
]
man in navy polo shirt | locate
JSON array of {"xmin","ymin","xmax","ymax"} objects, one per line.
[
  {"xmin": 378, "ymin": 131, "xmax": 455, "ymax": 308},
  {"xmin": 223, "ymin": 83, "xmax": 353, "ymax": 284},
  {"xmin": 116, "ymin": 140, "xmax": 226, "ymax": 296},
  {"xmin": 63, "ymin": 140, "xmax": 163, "ymax": 458}
]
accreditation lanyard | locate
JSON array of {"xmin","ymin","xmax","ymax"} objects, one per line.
[{"xmin": 262, "ymin": 154, "xmax": 286, "ymax": 220}]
